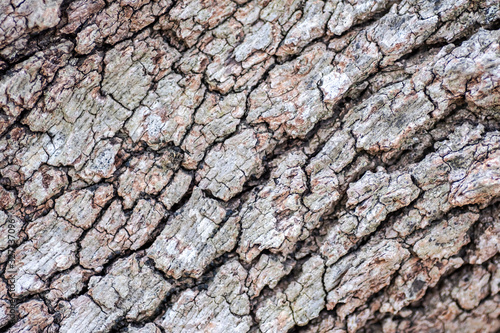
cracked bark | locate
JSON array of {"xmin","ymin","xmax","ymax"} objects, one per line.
[{"xmin": 1, "ymin": 0, "xmax": 500, "ymax": 332}]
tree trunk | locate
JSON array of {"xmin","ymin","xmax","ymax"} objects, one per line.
[{"xmin": 1, "ymin": 0, "xmax": 499, "ymax": 332}]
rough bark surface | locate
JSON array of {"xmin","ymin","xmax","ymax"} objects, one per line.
[{"xmin": 1, "ymin": 0, "xmax": 500, "ymax": 332}]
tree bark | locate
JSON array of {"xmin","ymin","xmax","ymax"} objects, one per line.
[{"xmin": 0, "ymin": 0, "xmax": 500, "ymax": 332}]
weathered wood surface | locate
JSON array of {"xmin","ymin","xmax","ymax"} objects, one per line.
[{"xmin": 0, "ymin": 0, "xmax": 500, "ymax": 332}]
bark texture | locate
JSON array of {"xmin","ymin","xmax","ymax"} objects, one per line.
[{"xmin": 1, "ymin": 0, "xmax": 500, "ymax": 332}]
